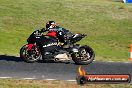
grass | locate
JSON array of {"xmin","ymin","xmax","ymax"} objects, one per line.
[
  {"xmin": 0, "ymin": 79, "xmax": 132, "ymax": 88},
  {"xmin": 0, "ymin": 0, "xmax": 132, "ymax": 61}
]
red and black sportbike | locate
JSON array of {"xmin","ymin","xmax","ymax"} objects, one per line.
[{"xmin": 20, "ymin": 29, "xmax": 95, "ymax": 65}]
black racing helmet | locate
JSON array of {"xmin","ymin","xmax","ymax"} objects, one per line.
[{"xmin": 46, "ymin": 21, "xmax": 56, "ymax": 29}]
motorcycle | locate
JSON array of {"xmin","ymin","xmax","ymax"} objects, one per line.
[{"xmin": 20, "ymin": 29, "xmax": 95, "ymax": 65}]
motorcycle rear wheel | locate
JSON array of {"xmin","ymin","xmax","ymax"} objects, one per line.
[
  {"xmin": 71, "ymin": 45, "xmax": 95, "ymax": 65},
  {"xmin": 20, "ymin": 44, "xmax": 41, "ymax": 63}
]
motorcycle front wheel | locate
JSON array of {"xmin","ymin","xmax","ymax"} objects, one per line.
[
  {"xmin": 71, "ymin": 45, "xmax": 95, "ymax": 65},
  {"xmin": 20, "ymin": 44, "xmax": 41, "ymax": 63}
]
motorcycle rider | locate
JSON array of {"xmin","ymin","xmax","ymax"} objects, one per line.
[{"xmin": 41, "ymin": 21, "xmax": 74, "ymax": 48}]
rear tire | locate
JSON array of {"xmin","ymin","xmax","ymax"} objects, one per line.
[
  {"xmin": 71, "ymin": 45, "xmax": 95, "ymax": 65},
  {"xmin": 20, "ymin": 44, "xmax": 41, "ymax": 63}
]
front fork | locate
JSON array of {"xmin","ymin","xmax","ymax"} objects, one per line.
[{"xmin": 26, "ymin": 43, "xmax": 40, "ymax": 56}]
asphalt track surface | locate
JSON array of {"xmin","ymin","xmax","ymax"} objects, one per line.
[{"xmin": 0, "ymin": 55, "xmax": 132, "ymax": 82}]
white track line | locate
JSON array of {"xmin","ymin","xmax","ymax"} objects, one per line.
[
  {"xmin": 108, "ymin": 61, "xmax": 131, "ymax": 63},
  {"xmin": 0, "ymin": 77, "xmax": 76, "ymax": 82},
  {"xmin": 124, "ymin": 62, "xmax": 131, "ymax": 63},
  {"xmin": 66, "ymin": 80, "xmax": 76, "ymax": 82},
  {"xmin": 107, "ymin": 61, "xmax": 114, "ymax": 62},
  {"xmin": 93, "ymin": 61, "xmax": 131, "ymax": 63},
  {"xmin": 45, "ymin": 79, "xmax": 56, "ymax": 81},
  {"xmin": 23, "ymin": 78, "xmax": 36, "ymax": 80},
  {"xmin": 0, "ymin": 77, "xmax": 12, "ymax": 79}
]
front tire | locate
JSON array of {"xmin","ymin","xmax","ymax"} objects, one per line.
[
  {"xmin": 71, "ymin": 45, "xmax": 95, "ymax": 65},
  {"xmin": 20, "ymin": 44, "xmax": 41, "ymax": 63}
]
